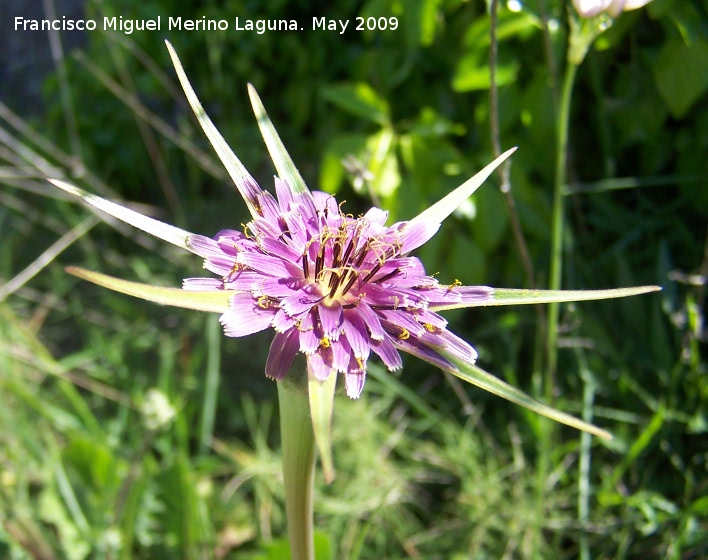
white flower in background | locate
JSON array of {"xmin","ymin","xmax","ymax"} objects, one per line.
[
  {"xmin": 141, "ymin": 388, "xmax": 177, "ymax": 431},
  {"xmin": 572, "ymin": 0, "xmax": 652, "ymax": 18}
]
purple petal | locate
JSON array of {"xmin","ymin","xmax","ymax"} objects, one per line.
[
  {"xmin": 363, "ymin": 283, "xmax": 427, "ymax": 310},
  {"xmin": 378, "ymin": 309, "xmax": 426, "ymax": 338},
  {"xmin": 259, "ymin": 237, "xmax": 302, "ymax": 264},
  {"xmin": 265, "ymin": 329, "xmax": 300, "ymax": 380},
  {"xmin": 308, "ymin": 350, "xmax": 334, "ymax": 381},
  {"xmin": 457, "ymin": 285, "xmax": 494, "ymax": 303},
  {"xmin": 271, "ymin": 309, "xmax": 297, "ymax": 333},
  {"xmin": 371, "ymin": 335, "xmax": 403, "ymax": 371},
  {"xmin": 275, "ymin": 177, "xmax": 295, "ymax": 210},
  {"xmin": 330, "ymin": 337, "xmax": 351, "ymax": 372},
  {"xmin": 253, "ymin": 277, "xmax": 302, "ymax": 299},
  {"xmin": 392, "ymin": 336, "xmax": 455, "ymax": 371},
  {"xmin": 299, "ymin": 326, "xmax": 319, "ymax": 354},
  {"xmin": 355, "ymin": 301, "xmax": 386, "ymax": 341},
  {"xmin": 363, "ymin": 207, "xmax": 388, "ymax": 229},
  {"xmin": 236, "ymin": 252, "xmax": 297, "ymax": 278},
  {"xmin": 183, "ymin": 277, "xmax": 224, "ymax": 291},
  {"xmin": 318, "ymin": 301, "xmax": 343, "ymax": 340},
  {"xmin": 187, "ymin": 234, "xmax": 221, "ymax": 258},
  {"xmin": 219, "ymin": 292, "xmax": 274, "ymax": 337},
  {"xmin": 204, "ymin": 256, "xmax": 239, "ymax": 277},
  {"xmin": 258, "ymin": 191, "xmax": 281, "ymax": 224},
  {"xmin": 298, "ymin": 309, "xmax": 319, "ymax": 354},
  {"xmin": 342, "ymin": 311, "xmax": 371, "ymax": 360},
  {"xmin": 398, "ymin": 220, "xmax": 440, "ymax": 254},
  {"xmin": 345, "ymin": 371, "xmax": 366, "ymax": 399},
  {"xmin": 281, "ymin": 286, "xmax": 321, "ymax": 317}
]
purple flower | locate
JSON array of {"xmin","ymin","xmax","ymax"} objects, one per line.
[
  {"xmin": 50, "ymin": 41, "xmax": 658, "ymax": 448},
  {"xmin": 184, "ymin": 178, "xmax": 493, "ymax": 398}
]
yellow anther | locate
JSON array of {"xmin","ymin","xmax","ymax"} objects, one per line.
[
  {"xmin": 397, "ymin": 328, "xmax": 410, "ymax": 340},
  {"xmin": 423, "ymin": 323, "xmax": 436, "ymax": 332},
  {"xmin": 446, "ymin": 279, "xmax": 462, "ymax": 293},
  {"xmin": 320, "ymin": 337, "xmax": 331, "ymax": 349},
  {"xmin": 257, "ymin": 295, "xmax": 270, "ymax": 309}
]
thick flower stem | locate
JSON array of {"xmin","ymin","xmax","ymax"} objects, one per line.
[{"xmin": 277, "ymin": 359, "xmax": 316, "ymax": 560}]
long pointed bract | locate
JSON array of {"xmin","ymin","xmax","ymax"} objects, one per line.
[
  {"xmin": 410, "ymin": 147, "xmax": 517, "ymax": 226},
  {"xmin": 248, "ymin": 84, "xmax": 309, "ymax": 195},
  {"xmin": 165, "ymin": 41, "xmax": 263, "ymax": 218},
  {"xmin": 49, "ymin": 179, "xmax": 197, "ymax": 253},
  {"xmin": 440, "ymin": 352, "xmax": 612, "ymax": 439},
  {"xmin": 430, "ymin": 285, "xmax": 662, "ymax": 311},
  {"xmin": 66, "ymin": 267, "xmax": 234, "ymax": 312}
]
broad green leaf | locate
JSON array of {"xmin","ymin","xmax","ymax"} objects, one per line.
[
  {"xmin": 308, "ymin": 372, "xmax": 337, "ymax": 483},
  {"xmin": 441, "ymin": 354, "xmax": 612, "ymax": 439},
  {"xmin": 248, "ymin": 84, "xmax": 309, "ymax": 195},
  {"xmin": 65, "ymin": 267, "xmax": 234, "ymax": 313},
  {"xmin": 49, "ymin": 179, "xmax": 196, "ymax": 253},
  {"xmin": 430, "ymin": 285, "xmax": 662, "ymax": 311},
  {"xmin": 653, "ymin": 37, "xmax": 708, "ymax": 119},
  {"xmin": 410, "ymin": 147, "xmax": 516, "ymax": 226},
  {"xmin": 165, "ymin": 41, "xmax": 263, "ymax": 218},
  {"xmin": 321, "ymin": 82, "xmax": 390, "ymax": 125}
]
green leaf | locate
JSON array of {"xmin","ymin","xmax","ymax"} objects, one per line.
[
  {"xmin": 441, "ymin": 356, "xmax": 612, "ymax": 439},
  {"xmin": 65, "ymin": 267, "xmax": 234, "ymax": 313},
  {"xmin": 308, "ymin": 371, "xmax": 337, "ymax": 483},
  {"xmin": 165, "ymin": 41, "xmax": 263, "ymax": 218},
  {"xmin": 321, "ymin": 82, "xmax": 390, "ymax": 125},
  {"xmin": 653, "ymin": 37, "xmax": 708, "ymax": 118},
  {"xmin": 366, "ymin": 127, "xmax": 400, "ymax": 199},
  {"xmin": 430, "ymin": 285, "xmax": 662, "ymax": 311},
  {"xmin": 248, "ymin": 84, "xmax": 309, "ymax": 195},
  {"xmin": 49, "ymin": 179, "xmax": 196, "ymax": 254},
  {"xmin": 452, "ymin": 53, "xmax": 520, "ymax": 92},
  {"xmin": 410, "ymin": 147, "xmax": 516, "ymax": 226}
]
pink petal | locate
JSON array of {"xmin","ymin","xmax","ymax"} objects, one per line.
[
  {"xmin": 342, "ymin": 312, "xmax": 371, "ymax": 360},
  {"xmin": 318, "ymin": 301, "xmax": 343, "ymax": 340},
  {"xmin": 271, "ymin": 308, "xmax": 297, "ymax": 333},
  {"xmin": 398, "ymin": 220, "xmax": 440, "ymax": 254},
  {"xmin": 236, "ymin": 252, "xmax": 295, "ymax": 278},
  {"xmin": 281, "ymin": 286, "xmax": 321, "ymax": 317},
  {"xmin": 182, "ymin": 277, "xmax": 224, "ymax": 291},
  {"xmin": 371, "ymin": 335, "xmax": 403, "ymax": 371},
  {"xmin": 355, "ymin": 301, "xmax": 386, "ymax": 341},
  {"xmin": 265, "ymin": 329, "xmax": 300, "ymax": 380},
  {"xmin": 219, "ymin": 292, "xmax": 273, "ymax": 337},
  {"xmin": 330, "ymin": 338, "xmax": 351, "ymax": 372},
  {"xmin": 307, "ymin": 350, "xmax": 334, "ymax": 381},
  {"xmin": 345, "ymin": 371, "xmax": 366, "ymax": 399},
  {"xmin": 275, "ymin": 177, "xmax": 295, "ymax": 210}
]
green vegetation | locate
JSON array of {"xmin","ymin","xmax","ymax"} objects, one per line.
[{"xmin": 1, "ymin": 0, "xmax": 706, "ymax": 558}]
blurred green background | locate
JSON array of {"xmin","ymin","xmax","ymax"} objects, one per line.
[{"xmin": 1, "ymin": 0, "xmax": 706, "ymax": 558}]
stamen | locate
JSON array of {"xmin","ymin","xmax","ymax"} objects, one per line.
[
  {"xmin": 373, "ymin": 267, "xmax": 401, "ymax": 284},
  {"xmin": 446, "ymin": 279, "xmax": 463, "ymax": 293},
  {"xmin": 302, "ymin": 251, "xmax": 310, "ymax": 278}
]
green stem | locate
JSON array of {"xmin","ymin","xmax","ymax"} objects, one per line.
[
  {"xmin": 545, "ymin": 59, "xmax": 580, "ymax": 400},
  {"xmin": 198, "ymin": 314, "xmax": 221, "ymax": 455},
  {"xmin": 577, "ymin": 349, "xmax": 596, "ymax": 560},
  {"xmin": 277, "ymin": 360, "xmax": 316, "ymax": 560}
]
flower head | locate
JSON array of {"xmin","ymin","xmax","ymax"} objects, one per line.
[
  {"xmin": 49, "ymin": 42, "xmax": 661, "ymax": 470},
  {"xmin": 184, "ymin": 177, "xmax": 492, "ymax": 398}
]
